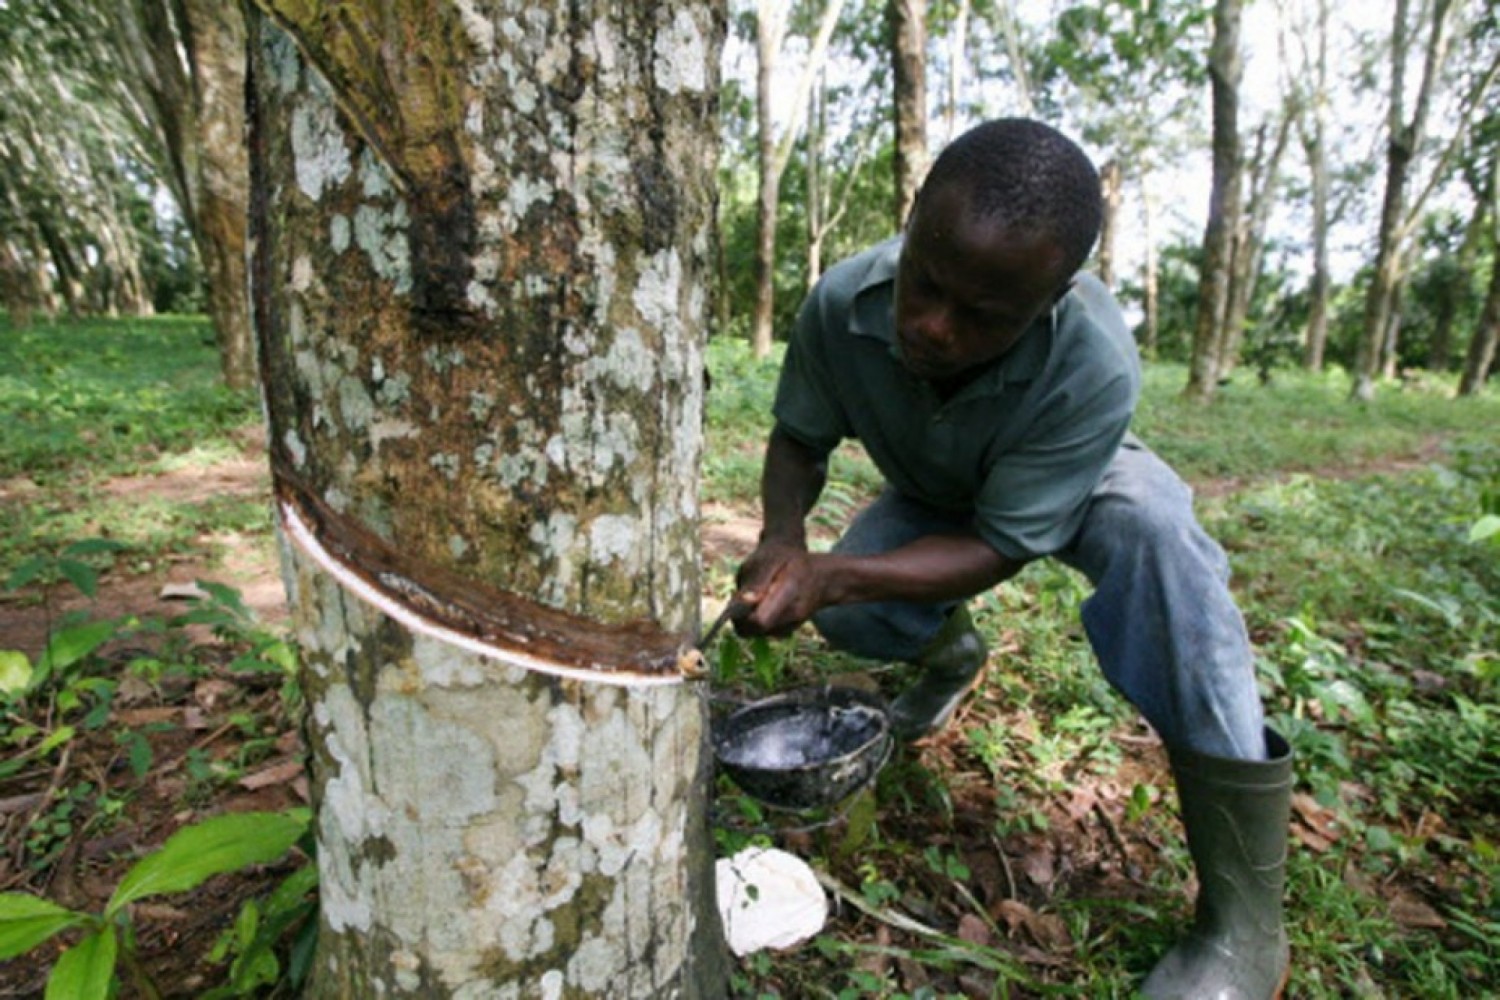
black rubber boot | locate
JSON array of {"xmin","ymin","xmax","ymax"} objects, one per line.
[
  {"xmin": 888, "ymin": 605, "xmax": 988, "ymax": 741},
  {"xmin": 1142, "ymin": 728, "xmax": 1293, "ymax": 1000}
]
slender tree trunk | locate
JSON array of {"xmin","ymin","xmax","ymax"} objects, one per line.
[
  {"xmin": 184, "ymin": 0, "xmax": 254, "ymax": 388},
  {"xmin": 994, "ymin": 0, "xmax": 1033, "ymax": 117},
  {"xmin": 1459, "ymin": 244, "xmax": 1500, "ymax": 395},
  {"xmin": 807, "ymin": 72, "xmax": 826, "ymax": 287},
  {"xmin": 246, "ymin": 4, "xmax": 727, "ymax": 995},
  {"xmin": 750, "ymin": 0, "xmax": 845, "ymax": 358},
  {"xmin": 1434, "ymin": 161, "xmax": 1495, "ymax": 372},
  {"xmin": 943, "ymin": 0, "xmax": 970, "ymax": 144},
  {"xmin": 1460, "ymin": 160, "xmax": 1499, "ymax": 395},
  {"xmin": 1185, "ymin": 0, "xmax": 1244, "ymax": 402},
  {"xmin": 1219, "ymin": 111, "xmax": 1291, "ymax": 375},
  {"xmin": 751, "ymin": 0, "xmax": 785, "ymax": 359},
  {"xmin": 889, "ymin": 0, "xmax": 927, "ymax": 227},
  {"xmin": 1381, "ymin": 264, "xmax": 1408, "ymax": 378},
  {"xmin": 1299, "ymin": 0, "xmax": 1332, "ymax": 370},
  {"xmin": 1097, "ymin": 159, "xmax": 1122, "ymax": 288},
  {"xmin": 1352, "ymin": 0, "xmax": 1457, "ymax": 400},
  {"xmin": 1142, "ymin": 182, "xmax": 1160, "ymax": 357},
  {"xmin": 1302, "ymin": 121, "xmax": 1331, "ymax": 369}
]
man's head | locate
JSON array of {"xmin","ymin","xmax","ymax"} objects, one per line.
[{"xmin": 894, "ymin": 118, "xmax": 1102, "ymax": 384}]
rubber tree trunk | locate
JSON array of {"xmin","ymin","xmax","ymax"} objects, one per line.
[
  {"xmin": 184, "ymin": 0, "xmax": 255, "ymax": 389},
  {"xmin": 1184, "ymin": 0, "xmax": 1243, "ymax": 403},
  {"xmin": 1298, "ymin": 0, "xmax": 1332, "ymax": 371},
  {"xmin": 750, "ymin": 0, "xmax": 784, "ymax": 359},
  {"xmin": 245, "ymin": 4, "xmax": 727, "ymax": 996},
  {"xmin": 1097, "ymin": 159, "xmax": 1122, "ymax": 289},
  {"xmin": 1351, "ymin": 0, "xmax": 1456, "ymax": 401},
  {"xmin": 1459, "ymin": 192, "xmax": 1500, "ymax": 396},
  {"xmin": 889, "ymin": 0, "xmax": 927, "ymax": 228}
]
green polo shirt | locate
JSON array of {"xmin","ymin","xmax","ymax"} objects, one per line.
[{"xmin": 773, "ymin": 236, "xmax": 1140, "ymax": 560}]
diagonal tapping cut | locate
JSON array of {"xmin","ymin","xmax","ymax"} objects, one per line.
[{"xmin": 275, "ymin": 472, "xmax": 690, "ymax": 686}]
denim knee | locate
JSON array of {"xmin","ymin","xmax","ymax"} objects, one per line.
[{"xmin": 812, "ymin": 600, "xmax": 940, "ymax": 662}]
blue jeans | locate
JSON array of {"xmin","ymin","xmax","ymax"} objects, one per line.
[{"xmin": 811, "ymin": 442, "xmax": 1267, "ymax": 760}]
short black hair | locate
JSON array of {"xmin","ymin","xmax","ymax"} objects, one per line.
[{"xmin": 918, "ymin": 118, "xmax": 1102, "ymax": 282}]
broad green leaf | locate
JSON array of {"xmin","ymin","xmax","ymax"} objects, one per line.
[
  {"xmin": 0, "ymin": 894, "xmax": 87, "ymax": 960},
  {"xmin": 197, "ymin": 579, "xmax": 251, "ymax": 619},
  {"xmin": 107, "ymin": 810, "xmax": 310, "ymax": 917},
  {"xmin": 0, "ymin": 650, "xmax": 32, "ymax": 696},
  {"xmin": 45, "ymin": 926, "xmax": 117, "ymax": 1000},
  {"xmin": 58, "ymin": 560, "xmax": 98, "ymax": 599},
  {"xmin": 4, "ymin": 556, "xmax": 48, "ymax": 592},
  {"xmin": 60, "ymin": 539, "xmax": 129, "ymax": 558},
  {"xmin": 37, "ymin": 619, "xmax": 118, "ymax": 678},
  {"xmin": 1470, "ymin": 514, "xmax": 1500, "ymax": 544},
  {"xmin": 37, "ymin": 726, "xmax": 76, "ymax": 756}
]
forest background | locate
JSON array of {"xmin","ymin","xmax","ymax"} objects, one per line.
[{"xmin": 0, "ymin": 0, "xmax": 1497, "ymax": 997}]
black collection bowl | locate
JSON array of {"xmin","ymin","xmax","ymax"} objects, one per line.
[{"xmin": 713, "ymin": 685, "xmax": 892, "ymax": 812}]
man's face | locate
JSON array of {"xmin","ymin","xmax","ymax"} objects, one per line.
[{"xmin": 894, "ymin": 182, "xmax": 1067, "ymax": 384}]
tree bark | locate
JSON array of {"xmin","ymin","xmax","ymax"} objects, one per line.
[
  {"xmin": 750, "ymin": 0, "xmax": 846, "ymax": 358},
  {"xmin": 1460, "ymin": 158, "xmax": 1500, "ymax": 396},
  {"xmin": 889, "ymin": 0, "xmax": 928, "ymax": 227},
  {"xmin": 1142, "ymin": 181, "xmax": 1160, "ymax": 357},
  {"xmin": 1219, "ymin": 110, "xmax": 1292, "ymax": 375},
  {"xmin": 1291, "ymin": 0, "xmax": 1332, "ymax": 371},
  {"xmin": 84, "ymin": 0, "xmax": 252, "ymax": 381},
  {"xmin": 1184, "ymin": 0, "xmax": 1244, "ymax": 402},
  {"xmin": 245, "ymin": 4, "xmax": 727, "ymax": 995},
  {"xmin": 993, "ymin": 0, "xmax": 1033, "ymax": 117},
  {"xmin": 751, "ymin": 0, "xmax": 785, "ymax": 359},
  {"xmin": 1459, "ymin": 249, "xmax": 1500, "ymax": 395},
  {"xmin": 184, "ymin": 0, "xmax": 255, "ymax": 388},
  {"xmin": 1097, "ymin": 159, "xmax": 1122, "ymax": 288},
  {"xmin": 1351, "ymin": 0, "xmax": 1457, "ymax": 400},
  {"xmin": 942, "ymin": 0, "xmax": 970, "ymax": 144}
]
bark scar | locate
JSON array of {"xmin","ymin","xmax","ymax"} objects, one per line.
[{"xmin": 275, "ymin": 473, "xmax": 692, "ymax": 686}]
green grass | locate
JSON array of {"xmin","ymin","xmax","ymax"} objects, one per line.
[
  {"xmin": 0, "ymin": 314, "xmax": 267, "ymax": 577},
  {"xmin": 0, "ymin": 314, "xmax": 258, "ymax": 481},
  {"xmin": 1134, "ymin": 362, "xmax": 1499, "ymax": 481}
]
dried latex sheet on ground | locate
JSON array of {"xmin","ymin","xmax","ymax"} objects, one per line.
[{"xmin": 715, "ymin": 847, "xmax": 829, "ymax": 955}]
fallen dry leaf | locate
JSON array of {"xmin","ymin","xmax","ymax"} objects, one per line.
[
  {"xmin": 1389, "ymin": 894, "xmax": 1447, "ymax": 930},
  {"xmin": 1020, "ymin": 845, "xmax": 1056, "ymax": 887},
  {"xmin": 115, "ymin": 707, "xmax": 179, "ymax": 727},
  {"xmin": 956, "ymin": 912, "xmax": 992, "ymax": 946},
  {"xmin": 238, "ymin": 757, "xmax": 304, "ymax": 791},
  {"xmin": 193, "ymin": 678, "xmax": 236, "ymax": 711},
  {"xmin": 1291, "ymin": 792, "xmax": 1342, "ymax": 852}
]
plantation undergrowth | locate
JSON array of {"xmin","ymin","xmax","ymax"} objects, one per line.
[{"xmin": 0, "ymin": 317, "xmax": 1496, "ymax": 997}]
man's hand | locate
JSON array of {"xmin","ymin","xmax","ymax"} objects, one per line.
[
  {"xmin": 734, "ymin": 427, "xmax": 834, "ymax": 636},
  {"xmin": 734, "ymin": 540, "xmax": 828, "ymax": 637}
]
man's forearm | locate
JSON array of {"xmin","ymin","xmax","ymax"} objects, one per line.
[
  {"xmin": 759, "ymin": 427, "xmax": 828, "ymax": 547},
  {"xmin": 817, "ymin": 532, "xmax": 1026, "ymax": 606}
]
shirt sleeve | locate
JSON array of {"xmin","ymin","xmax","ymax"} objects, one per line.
[
  {"xmin": 973, "ymin": 370, "xmax": 1135, "ymax": 560},
  {"xmin": 771, "ymin": 283, "xmax": 854, "ymax": 454}
]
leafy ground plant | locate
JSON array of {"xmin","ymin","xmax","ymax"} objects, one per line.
[{"xmin": 0, "ymin": 810, "xmax": 309, "ymax": 1000}]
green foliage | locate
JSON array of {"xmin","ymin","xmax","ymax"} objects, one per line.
[
  {"xmin": 1134, "ymin": 362, "xmax": 1500, "ymax": 482},
  {"xmin": 0, "ymin": 315, "xmax": 258, "ymax": 481},
  {"xmin": 202, "ymin": 864, "xmax": 319, "ymax": 999},
  {"xmin": 0, "ymin": 810, "xmax": 309, "ymax": 999}
]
